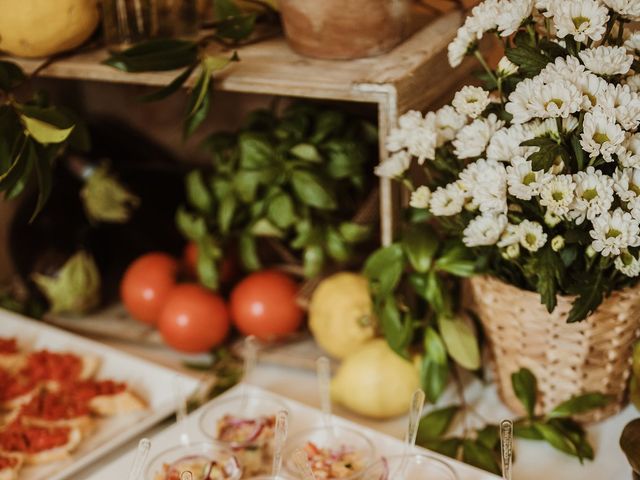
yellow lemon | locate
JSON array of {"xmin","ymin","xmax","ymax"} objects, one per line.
[
  {"xmin": 0, "ymin": 0, "xmax": 99, "ymax": 58},
  {"xmin": 309, "ymin": 272, "xmax": 376, "ymax": 359},
  {"xmin": 331, "ymin": 339, "xmax": 420, "ymax": 419}
]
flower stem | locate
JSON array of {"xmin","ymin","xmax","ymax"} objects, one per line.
[
  {"xmin": 604, "ymin": 13, "xmax": 618, "ymax": 45},
  {"xmin": 617, "ymin": 20, "xmax": 625, "ymax": 46},
  {"xmin": 474, "ymin": 50, "xmax": 498, "ymax": 85}
]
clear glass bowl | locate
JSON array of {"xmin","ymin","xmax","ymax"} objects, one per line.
[
  {"xmin": 145, "ymin": 442, "xmax": 242, "ymax": 480},
  {"xmin": 199, "ymin": 393, "xmax": 290, "ymax": 477},
  {"xmin": 284, "ymin": 425, "xmax": 377, "ymax": 480},
  {"xmin": 364, "ymin": 453, "xmax": 459, "ymax": 480}
]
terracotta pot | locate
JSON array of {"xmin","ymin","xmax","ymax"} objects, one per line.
[
  {"xmin": 469, "ymin": 275, "xmax": 640, "ymax": 422},
  {"xmin": 278, "ymin": 0, "xmax": 410, "ymax": 60}
]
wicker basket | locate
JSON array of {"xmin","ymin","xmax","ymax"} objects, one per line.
[{"xmin": 469, "ymin": 275, "xmax": 640, "ymax": 422}]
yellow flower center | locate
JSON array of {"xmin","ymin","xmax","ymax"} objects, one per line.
[
  {"xmin": 525, "ymin": 233, "xmax": 537, "ymax": 246},
  {"xmin": 582, "ymin": 188, "xmax": 598, "ymax": 201},
  {"xmin": 593, "ymin": 133, "xmax": 610, "ymax": 145},
  {"xmin": 522, "ymin": 172, "xmax": 536, "ymax": 186},
  {"xmin": 546, "ymin": 99, "xmax": 564, "ymax": 109},
  {"xmin": 631, "ymin": 183, "xmax": 640, "ymax": 196},
  {"xmin": 607, "ymin": 228, "xmax": 622, "ymax": 239},
  {"xmin": 572, "ymin": 16, "xmax": 590, "ymax": 30},
  {"xmin": 552, "ymin": 191, "xmax": 564, "ymax": 201}
]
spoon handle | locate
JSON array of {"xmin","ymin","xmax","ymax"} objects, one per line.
[
  {"xmin": 292, "ymin": 448, "xmax": 316, "ymax": 480},
  {"xmin": 405, "ymin": 389, "xmax": 426, "ymax": 448},
  {"xmin": 271, "ymin": 409, "xmax": 289, "ymax": 477},
  {"xmin": 500, "ymin": 419, "xmax": 514, "ymax": 480},
  {"xmin": 127, "ymin": 438, "xmax": 151, "ymax": 480},
  {"xmin": 316, "ymin": 357, "xmax": 332, "ymax": 430},
  {"xmin": 174, "ymin": 375, "xmax": 189, "ymax": 446},
  {"xmin": 243, "ymin": 335, "xmax": 259, "ymax": 383}
]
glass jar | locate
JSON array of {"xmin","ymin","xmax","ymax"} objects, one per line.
[{"xmin": 102, "ymin": 0, "xmax": 156, "ymax": 50}]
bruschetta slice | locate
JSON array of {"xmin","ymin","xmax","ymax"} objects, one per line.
[
  {"xmin": 0, "ymin": 421, "xmax": 82, "ymax": 465},
  {"xmin": 0, "ymin": 339, "xmax": 25, "ymax": 374},
  {"xmin": 73, "ymin": 380, "xmax": 146, "ymax": 416},
  {"xmin": 0, "ymin": 371, "xmax": 40, "ymax": 412},
  {"xmin": 20, "ymin": 351, "xmax": 99, "ymax": 386},
  {"xmin": 0, "ymin": 452, "xmax": 23, "ymax": 480},
  {"xmin": 14, "ymin": 390, "xmax": 94, "ymax": 436}
]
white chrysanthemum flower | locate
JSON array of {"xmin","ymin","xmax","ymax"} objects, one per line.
[
  {"xmin": 602, "ymin": 0, "xmax": 640, "ymax": 21},
  {"xmin": 601, "ymin": 83, "xmax": 640, "ymax": 131},
  {"xmin": 469, "ymin": 159, "xmax": 509, "ymax": 214},
  {"xmin": 374, "ymin": 150, "xmax": 412, "ymax": 178},
  {"xmin": 518, "ymin": 220, "xmax": 548, "ymax": 252},
  {"xmin": 579, "ymin": 46, "xmax": 634, "ymax": 76},
  {"xmin": 486, "ymin": 124, "xmax": 537, "ymax": 162},
  {"xmin": 551, "ymin": 235, "xmax": 565, "ymax": 252},
  {"xmin": 386, "ymin": 110, "xmax": 438, "ymax": 164},
  {"xmin": 505, "ymin": 77, "xmax": 542, "ymax": 124},
  {"xmin": 435, "ymin": 105, "xmax": 468, "ymax": 146},
  {"xmin": 463, "ymin": 212, "xmax": 508, "ymax": 247},
  {"xmin": 430, "ymin": 183, "xmax": 466, "ymax": 216},
  {"xmin": 385, "ymin": 128, "xmax": 406, "ymax": 153},
  {"xmin": 551, "ymin": 0, "xmax": 609, "ymax": 43},
  {"xmin": 448, "ymin": 26, "xmax": 476, "ymax": 68},
  {"xmin": 625, "ymin": 32, "xmax": 640, "ymax": 54},
  {"xmin": 619, "ymin": 134, "xmax": 640, "ymax": 168},
  {"xmin": 506, "ymin": 157, "xmax": 552, "ymax": 200},
  {"xmin": 453, "ymin": 114, "xmax": 505, "ymax": 159},
  {"xmin": 574, "ymin": 73, "xmax": 610, "ymax": 111},
  {"xmin": 497, "ymin": 0, "xmax": 534, "ymax": 36},
  {"xmin": 590, "ymin": 208, "xmax": 640, "ymax": 256},
  {"xmin": 398, "ymin": 110, "xmax": 424, "ymax": 130},
  {"xmin": 464, "ymin": 0, "xmax": 501, "ymax": 37},
  {"xmin": 570, "ymin": 166, "xmax": 615, "ymax": 224},
  {"xmin": 625, "ymin": 75, "xmax": 640, "ymax": 93},
  {"xmin": 452, "ymin": 86, "xmax": 491, "ymax": 118},
  {"xmin": 540, "ymin": 174, "xmax": 576, "ymax": 216},
  {"xmin": 387, "ymin": 110, "xmax": 423, "ymax": 151},
  {"xmin": 545, "ymin": 210, "xmax": 563, "ymax": 227},
  {"xmin": 410, "ymin": 186, "xmax": 431, "ymax": 209},
  {"xmin": 538, "ymin": 56, "xmax": 587, "ymax": 84},
  {"xmin": 580, "ymin": 107, "xmax": 626, "ymax": 162},
  {"xmin": 497, "ymin": 56, "xmax": 519, "ymax": 77},
  {"xmin": 506, "ymin": 78, "xmax": 582, "ymax": 123},
  {"xmin": 497, "ymin": 223, "xmax": 521, "ymax": 247},
  {"xmin": 613, "ymin": 167, "xmax": 640, "ymax": 201},
  {"xmin": 615, "ymin": 251, "xmax": 640, "ymax": 277}
]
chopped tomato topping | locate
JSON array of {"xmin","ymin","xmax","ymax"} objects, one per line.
[
  {"xmin": 71, "ymin": 380, "xmax": 126, "ymax": 403},
  {"xmin": 0, "ymin": 455, "xmax": 18, "ymax": 470},
  {"xmin": 0, "ymin": 370, "xmax": 37, "ymax": 402},
  {"xmin": 0, "ymin": 422, "xmax": 70, "ymax": 454},
  {"xmin": 21, "ymin": 351, "xmax": 82, "ymax": 383},
  {"xmin": 0, "ymin": 338, "xmax": 18, "ymax": 354},
  {"xmin": 21, "ymin": 390, "xmax": 90, "ymax": 420}
]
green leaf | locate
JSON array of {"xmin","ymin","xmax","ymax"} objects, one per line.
[
  {"xmin": 363, "ymin": 244, "xmax": 404, "ymax": 297},
  {"xmin": 567, "ymin": 271, "xmax": 604, "ymax": 323},
  {"xmin": 379, "ymin": 297, "xmax": 413, "ymax": 354},
  {"xmin": 421, "ymin": 358, "xmax": 449, "ymax": 404},
  {"xmin": 505, "ymin": 45, "xmax": 550, "ymax": 77},
  {"xmin": 476, "ymin": 425, "xmax": 500, "ymax": 450},
  {"xmin": 417, "ymin": 405, "xmax": 460, "ymax": 443},
  {"xmin": 214, "ymin": 0, "xmax": 241, "ymax": 19},
  {"xmin": 424, "ymin": 270, "xmax": 450, "ymax": 316},
  {"xmin": 0, "ymin": 136, "xmax": 29, "ymax": 193},
  {"xmin": 514, "ymin": 422, "xmax": 543, "ymax": 440},
  {"xmin": 267, "ymin": 193, "xmax": 296, "ymax": 229},
  {"xmin": 290, "ymin": 143, "xmax": 322, "ymax": 162},
  {"xmin": 233, "ymin": 170, "xmax": 265, "ymax": 203},
  {"xmin": 311, "ymin": 110, "xmax": 344, "ymax": 143},
  {"xmin": 402, "ymin": 223, "xmax": 439, "ymax": 273},
  {"xmin": 438, "ymin": 315, "xmax": 481, "ymax": 370},
  {"xmin": 462, "ymin": 440, "xmax": 501, "ymax": 475},
  {"xmin": 549, "ymin": 393, "xmax": 613, "ymax": 418},
  {"xmin": 570, "ymin": 134, "xmax": 585, "ymax": 171},
  {"xmin": 532, "ymin": 246, "xmax": 559, "ymax": 313},
  {"xmin": 139, "ymin": 65, "xmax": 196, "ymax": 102},
  {"xmin": 183, "ymin": 83, "xmax": 211, "ymax": 138},
  {"xmin": 185, "ymin": 170, "xmax": 213, "ymax": 213},
  {"xmin": 175, "ymin": 207, "xmax": 208, "ymax": 241},
  {"xmin": 239, "ymin": 233, "xmax": 261, "ymax": 271},
  {"xmin": 187, "ymin": 67, "xmax": 212, "ymax": 118},
  {"xmin": 104, "ymin": 39, "xmax": 198, "ymax": 72},
  {"xmin": 291, "ymin": 170, "xmax": 337, "ymax": 210},
  {"xmin": 338, "ymin": 222, "xmax": 371, "ymax": 244},
  {"xmin": 0, "ymin": 61, "xmax": 26, "ymax": 91},
  {"xmin": 218, "ymin": 194, "xmax": 237, "ymax": 234},
  {"xmin": 533, "ymin": 422, "xmax": 579, "ymax": 458},
  {"xmin": 424, "ymin": 327, "xmax": 448, "ymax": 365},
  {"xmin": 30, "ymin": 143, "xmax": 53, "ymax": 221},
  {"xmin": 550, "ymin": 418, "xmax": 594, "ymax": 462},
  {"xmin": 326, "ymin": 228, "xmax": 351, "ymax": 263},
  {"xmin": 435, "ymin": 242, "xmax": 475, "ymax": 277},
  {"xmin": 239, "ymin": 133, "xmax": 274, "ymax": 168},
  {"xmin": 250, "ymin": 218, "xmax": 283, "ymax": 237},
  {"xmin": 303, "ymin": 244, "xmax": 325, "ymax": 278},
  {"xmin": 621, "ymin": 419, "xmax": 640, "ymax": 473},
  {"xmin": 511, "ymin": 368, "xmax": 537, "ymax": 418},
  {"xmin": 216, "ymin": 13, "xmax": 257, "ymax": 41},
  {"xmin": 196, "ymin": 239, "xmax": 221, "ymax": 290},
  {"xmin": 419, "ymin": 438, "xmax": 461, "ymax": 459},
  {"xmin": 21, "ymin": 115, "xmax": 74, "ymax": 145}
]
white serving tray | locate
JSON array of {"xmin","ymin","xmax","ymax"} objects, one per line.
[
  {"xmin": 0, "ymin": 309, "xmax": 202, "ymax": 480},
  {"xmin": 89, "ymin": 384, "xmax": 500, "ymax": 480}
]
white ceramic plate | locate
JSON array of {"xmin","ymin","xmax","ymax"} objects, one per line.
[
  {"xmin": 87, "ymin": 384, "xmax": 500, "ymax": 480},
  {"xmin": 0, "ymin": 309, "xmax": 202, "ymax": 480}
]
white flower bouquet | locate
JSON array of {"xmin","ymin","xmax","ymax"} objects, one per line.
[{"xmin": 378, "ymin": 0, "xmax": 640, "ymax": 323}]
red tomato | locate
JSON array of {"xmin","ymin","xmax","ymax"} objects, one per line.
[
  {"xmin": 120, "ymin": 253, "xmax": 178, "ymax": 326},
  {"xmin": 230, "ymin": 271, "xmax": 304, "ymax": 341},
  {"xmin": 158, "ymin": 284, "xmax": 230, "ymax": 353},
  {"xmin": 183, "ymin": 242, "xmax": 236, "ymax": 284}
]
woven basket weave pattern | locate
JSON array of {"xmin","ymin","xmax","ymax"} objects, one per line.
[{"xmin": 470, "ymin": 275, "xmax": 640, "ymax": 422}]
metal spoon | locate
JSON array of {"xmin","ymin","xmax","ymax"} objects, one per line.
[
  {"xmin": 316, "ymin": 357, "xmax": 333, "ymax": 432},
  {"xmin": 271, "ymin": 409, "xmax": 289, "ymax": 478},
  {"xmin": 397, "ymin": 389, "xmax": 426, "ymax": 479},
  {"xmin": 291, "ymin": 448, "xmax": 316, "ymax": 480},
  {"xmin": 127, "ymin": 438, "xmax": 151, "ymax": 480},
  {"xmin": 240, "ymin": 335, "xmax": 259, "ymax": 410},
  {"xmin": 174, "ymin": 374, "xmax": 189, "ymax": 446},
  {"xmin": 500, "ymin": 419, "xmax": 514, "ymax": 480}
]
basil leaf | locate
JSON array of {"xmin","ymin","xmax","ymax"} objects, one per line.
[
  {"xmin": 239, "ymin": 133, "xmax": 273, "ymax": 168},
  {"xmin": 267, "ymin": 192, "xmax": 296, "ymax": 229},
  {"xmin": 239, "ymin": 233, "xmax": 261, "ymax": 271},
  {"xmin": 303, "ymin": 244, "xmax": 324, "ymax": 278},
  {"xmin": 549, "ymin": 393, "xmax": 612, "ymax": 418},
  {"xmin": 291, "ymin": 170, "xmax": 337, "ymax": 210},
  {"xmin": 185, "ymin": 170, "xmax": 213, "ymax": 213},
  {"xmin": 417, "ymin": 405, "xmax": 460, "ymax": 442},
  {"xmin": 402, "ymin": 223, "xmax": 438, "ymax": 273},
  {"xmin": 435, "ymin": 241, "xmax": 475, "ymax": 277},
  {"xmin": 338, "ymin": 222, "xmax": 371, "ymax": 244},
  {"xmin": 290, "ymin": 143, "xmax": 322, "ymax": 162},
  {"xmin": 379, "ymin": 297, "xmax": 412, "ymax": 355},
  {"xmin": 511, "ymin": 368, "xmax": 537, "ymax": 418},
  {"xmin": 363, "ymin": 244, "xmax": 404, "ymax": 297}
]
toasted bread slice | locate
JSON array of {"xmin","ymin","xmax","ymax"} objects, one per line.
[
  {"xmin": 89, "ymin": 390, "xmax": 146, "ymax": 416},
  {"xmin": 21, "ymin": 416, "xmax": 94, "ymax": 438},
  {"xmin": 0, "ymin": 356, "xmax": 25, "ymax": 376},
  {"xmin": 24, "ymin": 427, "xmax": 82, "ymax": 465},
  {"xmin": 0, "ymin": 452, "xmax": 23, "ymax": 480}
]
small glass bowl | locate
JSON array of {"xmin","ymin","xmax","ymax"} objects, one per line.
[
  {"xmin": 145, "ymin": 442, "xmax": 242, "ymax": 480},
  {"xmin": 284, "ymin": 425, "xmax": 376, "ymax": 480},
  {"xmin": 364, "ymin": 453, "xmax": 459, "ymax": 480}
]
